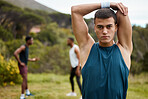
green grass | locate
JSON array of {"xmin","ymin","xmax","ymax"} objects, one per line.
[{"xmin": 0, "ymin": 73, "xmax": 148, "ymax": 99}]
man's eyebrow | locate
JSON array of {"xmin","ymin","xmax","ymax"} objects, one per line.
[
  {"xmin": 97, "ymin": 25, "xmax": 104, "ymax": 26},
  {"xmin": 97, "ymin": 24, "xmax": 113, "ymax": 26},
  {"xmin": 106, "ymin": 24, "xmax": 113, "ymax": 26}
]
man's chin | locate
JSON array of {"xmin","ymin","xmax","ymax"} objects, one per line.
[{"xmin": 100, "ymin": 40, "xmax": 110, "ymax": 44}]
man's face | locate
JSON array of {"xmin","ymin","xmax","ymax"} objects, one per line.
[
  {"xmin": 67, "ymin": 39, "xmax": 72, "ymax": 46},
  {"xmin": 94, "ymin": 17, "xmax": 117, "ymax": 44},
  {"xmin": 27, "ymin": 38, "xmax": 33, "ymax": 45}
]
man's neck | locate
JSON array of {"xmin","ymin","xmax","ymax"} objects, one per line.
[
  {"xmin": 70, "ymin": 43, "xmax": 74, "ymax": 48},
  {"xmin": 99, "ymin": 41, "xmax": 115, "ymax": 47},
  {"xmin": 26, "ymin": 43, "xmax": 29, "ymax": 47}
]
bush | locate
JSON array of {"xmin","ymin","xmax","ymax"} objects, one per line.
[
  {"xmin": 28, "ymin": 42, "xmax": 71, "ymax": 74},
  {"xmin": 0, "ymin": 26, "xmax": 13, "ymax": 41},
  {"xmin": 130, "ymin": 60, "xmax": 143, "ymax": 75},
  {"xmin": 143, "ymin": 52, "xmax": 148, "ymax": 71},
  {"xmin": 0, "ymin": 54, "xmax": 21, "ymax": 86},
  {"xmin": 5, "ymin": 39, "xmax": 24, "ymax": 57},
  {"xmin": 0, "ymin": 39, "xmax": 7, "ymax": 57}
]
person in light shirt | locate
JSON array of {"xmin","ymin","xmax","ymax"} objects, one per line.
[{"xmin": 67, "ymin": 37, "xmax": 82, "ymax": 99}]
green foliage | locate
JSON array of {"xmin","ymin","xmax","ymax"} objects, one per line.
[
  {"xmin": 132, "ymin": 26, "xmax": 148, "ymax": 55},
  {"xmin": 143, "ymin": 52, "xmax": 148, "ymax": 71},
  {"xmin": 36, "ymin": 23, "xmax": 58, "ymax": 45},
  {"xmin": 1, "ymin": 5, "xmax": 22, "ymax": 13},
  {"xmin": 0, "ymin": 1, "xmax": 45, "ymax": 38},
  {"xmin": 27, "ymin": 40, "xmax": 70, "ymax": 74},
  {"xmin": 130, "ymin": 61, "xmax": 143, "ymax": 75},
  {"xmin": 0, "ymin": 26, "xmax": 13, "ymax": 41},
  {"xmin": 0, "ymin": 54, "xmax": 21, "ymax": 86},
  {"xmin": 49, "ymin": 12, "xmax": 71, "ymax": 28},
  {"xmin": 130, "ymin": 25, "xmax": 148, "ymax": 74},
  {"xmin": 24, "ymin": 8, "xmax": 52, "ymax": 23},
  {"xmin": 5, "ymin": 39, "xmax": 24, "ymax": 57},
  {"xmin": 0, "ymin": 39, "xmax": 7, "ymax": 57},
  {"xmin": 20, "ymin": 11, "xmax": 45, "ymax": 24},
  {"xmin": 0, "ymin": 0, "xmax": 15, "ymax": 8},
  {"xmin": 36, "ymin": 22, "xmax": 72, "ymax": 45},
  {"xmin": 40, "ymin": 44, "xmax": 69, "ymax": 74}
]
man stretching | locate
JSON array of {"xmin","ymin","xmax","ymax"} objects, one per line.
[
  {"xmin": 71, "ymin": 2, "xmax": 132, "ymax": 99},
  {"xmin": 67, "ymin": 37, "xmax": 82, "ymax": 99},
  {"xmin": 14, "ymin": 36, "xmax": 39, "ymax": 99}
]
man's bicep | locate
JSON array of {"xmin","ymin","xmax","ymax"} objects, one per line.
[
  {"xmin": 75, "ymin": 47, "xmax": 80, "ymax": 54},
  {"xmin": 117, "ymin": 11, "xmax": 132, "ymax": 52},
  {"xmin": 75, "ymin": 47, "xmax": 80, "ymax": 59},
  {"xmin": 15, "ymin": 46, "xmax": 25, "ymax": 54},
  {"xmin": 72, "ymin": 14, "xmax": 91, "ymax": 46}
]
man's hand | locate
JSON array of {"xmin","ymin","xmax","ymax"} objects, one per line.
[
  {"xmin": 20, "ymin": 62, "xmax": 25, "ymax": 67},
  {"xmin": 75, "ymin": 66, "xmax": 80, "ymax": 76},
  {"xmin": 32, "ymin": 58, "xmax": 40, "ymax": 62},
  {"xmin": 28, "ymin": 58, "xmax": 40, "ymax": 62},
  {"xmin": 111, "ymin": 2, "xmax": 128, "ymax": 16}
]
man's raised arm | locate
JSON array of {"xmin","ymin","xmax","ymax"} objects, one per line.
[
  {"xmin": 71, "ymin": 4, "xmax": 102, "ymax": 47},
  {"xmin": 112, "ymin": 3, "xmax": 133, "ymax": 54}
]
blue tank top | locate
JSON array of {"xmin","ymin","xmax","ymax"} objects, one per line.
[
  {"xmin": 81, "ymin": 43, "xmax": 129, "ymax": 99},
  {"xmin": 19, "ymin": 45, "xmax": 29, "ymax": 66}
]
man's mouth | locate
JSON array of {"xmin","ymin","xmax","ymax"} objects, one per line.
[{"xmin": 101, "ymin": 36, "xmax": 109, "ymax": 39}]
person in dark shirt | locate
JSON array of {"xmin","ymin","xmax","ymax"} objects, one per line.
[
  {"xmin": 71, "ymin": 2, "xmax": 132, "ymax": 99},
  {"xmin": 14, "ymin": 36, "xmax": 39, "ymax": 99}
]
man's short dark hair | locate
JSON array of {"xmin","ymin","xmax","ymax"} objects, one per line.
[
  {"xmin": 68, "ymin": 37, "xmax": 74, "ymax": 42},
  {"xmin": 25, "ymin": 36, "xmax": 32, "ymax": 42},
  {"xmin": 94, "ymin": 8, "xmax": 117, "ymax": 24}
]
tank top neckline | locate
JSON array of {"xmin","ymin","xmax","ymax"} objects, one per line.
[{"xmin": 97, "ymin": 43, "xmax": 116, "ymax": 48}]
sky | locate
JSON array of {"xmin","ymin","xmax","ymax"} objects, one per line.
[{"xmin": 35, "ymin": 0, "xmax": 148, "ymax": 27}]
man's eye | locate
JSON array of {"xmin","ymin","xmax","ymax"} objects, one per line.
[
  {"xmin": 97, "ymin": 26, "xmax": 103, "ymax": 29},
  {"xmin": 107, "ymin": 25, "xmax": 112, "ymax": 29}
]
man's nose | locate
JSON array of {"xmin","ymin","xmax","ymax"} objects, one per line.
[{"xmin": 102, "ymin": 28, "xmax": 108, "ymax": 34}]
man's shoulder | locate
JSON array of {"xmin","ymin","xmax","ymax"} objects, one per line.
[
  {"xmin": 73, "ymin": 44, "xmax": 79, "ymax": 48},
  {"xmin": 19, "ymin": 45, "xmax": 26, "ymax": 52}
]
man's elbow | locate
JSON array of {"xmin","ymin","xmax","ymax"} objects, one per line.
[
  {"xmin": 13, "ymin": 52, "xmax": 17, "ymax": 57},
  {"xmin": 116, "ymin": 10, "xmax": 123, "ymax": 17},
  {"xmin": 71, "ymin": 6, "xmax": 79, "ymax": 14},
  {"xmin": 116, "ymin": 9, "xmax": 129, "ymax": 18}
]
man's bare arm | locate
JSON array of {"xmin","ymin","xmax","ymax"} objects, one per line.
[
  {"xmin": 75, "ymin": 47, "xmax": 80, "ymax": 68},
  {"xmin": 111, "ymin": 3, "xmax": 133, "ymax": 54},
  {"xmin": 75, "ymin": 47, "xmax": 81, "ymax": 75},
  {"xmin": 71, "ymin": 4, "xmax": 103, "ymax": 47},
  {"xmin": 117, "ymin": 11, "xmax": 133, "ymax": 53},
  {"xmin": 28, "ymin": 58, "xmax": 39, "ymax": 62},
  {"xmin": 14, "ymin": 45, "xmax": 26, "ymax": 66}
]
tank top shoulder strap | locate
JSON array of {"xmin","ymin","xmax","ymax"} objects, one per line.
[
  {"xmin": 24, "ymin": 44, "xmax": 29, "ymax": 50},
  {"xmin": 81, "ymin": 43, "xmax": 97, "ymax": 71}
]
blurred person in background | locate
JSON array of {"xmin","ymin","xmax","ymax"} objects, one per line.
[
  {"xmin": 14, "ymin": 36, "xmax": 39, "ymax": 99},
  {"xmin": 67, "ymin": 37, "xmax": 82, "ymax": 99}
]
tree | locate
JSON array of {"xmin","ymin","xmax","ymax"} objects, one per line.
[
  {"xmin": 0, "ymin": 25, "xmax": 13, "ymax": 41},
  {"xmin": 36, "ymin": 23, "xmax": 59, "ymax": 45},
  {"xmin": 0, "ymin": 1, "xmax": 45, "ymax": 38},
  {"xmin": 19, "ymin": 12, "xmax": 45, "ymax": 36}
]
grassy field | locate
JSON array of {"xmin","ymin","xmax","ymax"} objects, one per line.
[{"xmin": 0, "ymin": 73, "xmax": 148, "ymax": 99}]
